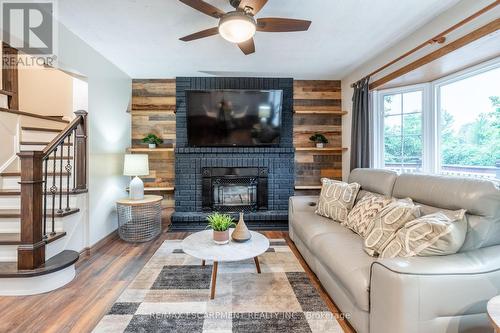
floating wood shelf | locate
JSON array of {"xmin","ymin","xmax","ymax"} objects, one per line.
[
  {"xmin": 294, "ymin": 110, "xmax": 347, "ymax": 115},
  {"xmin": 295, "ymin": 147, "xmax": 348, "ymax": 152},
  {"xmin": 294, "ymin": 185, "xmax": 322, "ymax": 190},
  {"xmin": 127, "ymin": 147, "xmax": 174, "ymax": 152},
  {"xmin": 294, "ymin": 125, "xmax": 342, "ymax": 133},
  {"xmin": 130, "ymin": 110, "xmax": 176, "ymax": 115},
  {"xmin": 126, "ymin": 187, "xmax": 175, "ymax": 192}
]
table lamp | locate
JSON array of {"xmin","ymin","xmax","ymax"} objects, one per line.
[{"xmin": 124, "ymin": 154, "xmax": 149, "ymax": 200}]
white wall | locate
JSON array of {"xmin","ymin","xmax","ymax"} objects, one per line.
[
  {"xmin": 56, "ymin": 21, "xmax": 131, "ymax": 246},
  {"xmin": 17, "ymin": 64, "xmax": 74, "ymax": 118},
  {"xmin": 340, "ymin": 0, "xmax": 499, "ymax": 180}
]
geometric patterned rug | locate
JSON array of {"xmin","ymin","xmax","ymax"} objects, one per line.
[{"xmin": 93, "ymin": 239, "xmax": 343, "ymax": 333}]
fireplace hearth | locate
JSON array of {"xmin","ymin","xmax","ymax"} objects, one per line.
[{"xmin": 202, "ymin": 167, "xmax": 268, "ymax": 213}]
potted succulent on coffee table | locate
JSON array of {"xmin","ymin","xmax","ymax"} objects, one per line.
[
  {"xmin": 142, "ymin": 134, "xmax": 163, "ymax": 149},
  {"xmin": 206, "ymin": 212, "xmax": 236, "ymax": 245},
  {"xmin": 309, "ymin": 133, "xmax": 329, "ymax": 148}
]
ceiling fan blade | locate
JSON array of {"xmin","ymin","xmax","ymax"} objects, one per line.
[
  {"xmin": 238, "ymin": 0, "xmax": 268, "ymax": 15},
  {"xmin": 257, "ymin": 18, "xmax": 311, "ymax": 32},
  {"xmin": 179, "ymin": 0, "xmax": 225, "ymax": 18},
  {"xmin": 179, "ymin": 27, "xmax": 219, "ymax": 41},
  {"xmin": 238, "ymin": 38, "xmax": 255, "ymax": 55}
]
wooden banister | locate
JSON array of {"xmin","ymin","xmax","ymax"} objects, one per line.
[
  {"xmin": 43, "ymin": 111, "xmax": 86, "ymax": 157},
  {"xmin": 2, "ymin": 42, "xmax": 19, "ymax": 110},
  {"xmin": 17, "ymin": 110, "xmax": 87, "ymax": 270},
  {"xmin": 74, "ymin": 110, "xmax": 87, "ymax": 190},
  {"xmin": 17, "ymin": 151, "xmax": 45, "ymax": 270}
]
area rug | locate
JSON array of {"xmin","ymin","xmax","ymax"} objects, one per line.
[{"xmin": 93, "ymin": 239, "xmax": 343, "ymax": 333}]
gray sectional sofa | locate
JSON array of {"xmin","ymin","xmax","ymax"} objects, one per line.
[{"xmin": 289, "ymin": 168, "xmax": 500, "ymax": 333}]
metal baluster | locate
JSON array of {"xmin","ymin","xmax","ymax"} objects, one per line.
[
  {"xmin": 43, "ymin": 158, "xmax": 48, "ymax": 239},
  {"xmin": 58, "ymin": 140, "xmax": 64, "ymax": 214},
  {"xmin": 49, "ymin": 148, "xmax": 58, "ymax": 236},
  {"xmin": 65, "ymin": 133, "xmax": 72, "ymax": 211}
]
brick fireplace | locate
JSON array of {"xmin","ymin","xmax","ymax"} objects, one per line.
[{"xmin": 172, "ymin": 77, "xmax": 294, "ymax": 230}]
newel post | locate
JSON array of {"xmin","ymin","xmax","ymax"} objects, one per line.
[
  {"xmin": 17, "ymin": 151, "xmax": 45, "ymax": 269},
  {"xmin": 74, "ymin": 110, "xmax": 88, "ymax": 190}
]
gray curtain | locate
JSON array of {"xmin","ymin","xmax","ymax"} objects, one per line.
[{"xmin": 350, "ymin": 77, "xmax": 371, "ymax": 171}]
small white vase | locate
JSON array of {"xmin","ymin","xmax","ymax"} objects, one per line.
[
  {"xmin": 148, "ymin": 143, "xmax": 156, "ymax": 149},
  {"xmin": 316, "ymin": 143, "xmax": 324, "ymax": 148}
]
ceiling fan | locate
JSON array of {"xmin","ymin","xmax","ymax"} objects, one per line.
[{"xmin": 178, "ymin": 0, "xmax": 312, "ymax": 55}]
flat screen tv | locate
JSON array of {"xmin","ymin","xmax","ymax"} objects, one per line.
[{"xmin": 186, "ymin": 89, "xmax": 282, "ymax": 147}]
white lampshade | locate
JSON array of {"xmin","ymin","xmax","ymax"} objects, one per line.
[
  {"xmin": 218, "ymin": 12, "xmax": 256, "ymax": 43},
  {"xmin": 123, "ymin": 154, "xmax": 149, "ymax": 176}
]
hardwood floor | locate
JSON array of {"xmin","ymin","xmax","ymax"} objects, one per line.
[{"xmin": 0, "ymin": 211, "xmax": 355, "ymax": 333}]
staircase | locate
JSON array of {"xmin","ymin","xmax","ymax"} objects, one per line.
[{"xmin": 0, "ymin": 104, "xmax": 87, "ymax": 295}]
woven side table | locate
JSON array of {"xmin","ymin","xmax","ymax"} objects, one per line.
[{"xmin": 116, "ymin": 195, "xmax": 162, "ymax": 242}]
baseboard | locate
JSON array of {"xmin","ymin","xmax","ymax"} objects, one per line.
[{"xmin": 78, "ymin": 230, "xmax": 119, "ymax": 259}]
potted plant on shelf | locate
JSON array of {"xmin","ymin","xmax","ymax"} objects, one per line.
[
  {"xmin": 142, "ymin": 134, "xmax": 163, "ymax": 149},
  {"xmin": 206, "ymin": 212, "xmax": 235, "ymax": 245},
  {"xmin": 309, "ymin": 133, "xmax": 329, "ymax": 148}
]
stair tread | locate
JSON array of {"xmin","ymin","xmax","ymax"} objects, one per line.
[
  {"xmin": 0, "ymin": 171, "xmax": 70, "ymax": 177},
  {"xmin": 21, "ymin": 126, "xmax": 62, "ymax": 133},
  {"xmin": 0, "ymin": 250, "xmax": 78, "ymax": 278},
  {"xmin": 0, "ymin": 233, "xmax": 20, "ymax": 244},
  {"xmin": 0, "ymin": 208, "xmax": 80, "ymax": 218},
  {"xmin": 0, "ymin": 231, "xmax": 66, "ymax": 245},
  {"xmin": 0, "ymin": 209, "xmax": 21, "ymax": 218},
  {"xmin": 0, "ymin": 189, "xmax": 87, "ymax": 196},
  {"xmin": 21, "ymin": 141, "xmax": 73, "ymax": 146}
]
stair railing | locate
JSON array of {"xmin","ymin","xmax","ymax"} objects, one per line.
[{"xmin": 17, "ymin": 110, "xmax": 87, "ymax": 270}]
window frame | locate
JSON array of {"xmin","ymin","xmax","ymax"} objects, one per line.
[
  {"xmin": 373, "ymin": 83, "xmax": 430, "ymax": 172},
  {"xmin": 373, "ymin": 57, "xmax": 500, "ymax": 177}
]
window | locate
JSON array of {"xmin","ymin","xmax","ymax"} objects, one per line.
[
  {"xmin": 436, "ymin": 66, "xmax": 500, "ymax": 179},
  {"xmin": 381, "ymin": 90, "xmax": 423, "ymax": 173},
  {"xmin": 374, "ymin": 59, "xmax": 500, "ymax": 180}
]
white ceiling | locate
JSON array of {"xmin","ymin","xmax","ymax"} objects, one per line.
[{"xmin": 58, "ymin": 0, "xmax": 461, "ymax": 79}]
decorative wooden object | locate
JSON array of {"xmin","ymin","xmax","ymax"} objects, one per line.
[
  {"xmin": 350, "ymin": 1, "xmax": 500, "ymax": 88},
  {"xmin": 370, "ymin": 19, "xmax": 500, "ymax": 89},
  {"xmin": 293, "ymin": 80, "xmax": 344, "ymax": 191},
  {"xmin": 131, "ymin": 79, "xmax": 176, "ymax": 208}
]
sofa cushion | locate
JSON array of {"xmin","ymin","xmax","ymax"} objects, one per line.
[
  {"xmin": 310, "ymin": 232, "xmax": 375, "ymax": 312},
  {"xmin": 348, "ymin": 168, "xmax": 398, "ymax": 196},
  {"xmin": 345, "ymin": 194, "xmax": 394, "ymax": 237},
  {"xmin": 290, "ymin": 211, "xmax": 351, "ymax": 245},
  {"xmin": 364, "ymin": 200, "xmax": 421, "ymax": 256},
  {"xmin": 381, "ymin": 209, "xmax": 467, "ymax": 258},
  {"xmin": 316, "ymin": 178, "xmax": 360, "ymax": 223},
  {"xmin": 392, "ymin": 173, "xmax": 500, "ymax": 250}
]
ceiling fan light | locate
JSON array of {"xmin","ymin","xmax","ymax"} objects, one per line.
[{"xmin": 218, "ymin": 12, "xmax": 256, "ymax": 44}]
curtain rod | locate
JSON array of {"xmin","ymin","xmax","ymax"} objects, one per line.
[{"xmin": 350, "ymin": 0, "xmax": 500, "ymax": 88}]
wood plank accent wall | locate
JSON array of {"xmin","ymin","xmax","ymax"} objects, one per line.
[
  {"xmin": 293, "ymin": 80, "xmax": 344, "ymax": 192},
  {"xmin": 131, "ymin": 79, "xmax": 176, "ymax": 208},
  {"xmin": 129, "ymin": 79, "xmax": 346, "ymax": 205}
]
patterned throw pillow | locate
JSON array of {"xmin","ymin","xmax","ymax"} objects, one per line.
[
  {"xmin": 380, "ymin": 209, "xmax": 467, "ymax": 259},
  {"xmin": 315, "ymin": 178, "xmax": 360, "ymax": 223},
  {"xmin": 364, "ymin": 199, "xmax": 420, "ymax": 256},
  {"xmin": 344, "ymin": 194, "xmax": 395, "ymax": 237}
]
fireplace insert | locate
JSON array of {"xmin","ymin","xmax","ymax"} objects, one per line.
[{"xmin": 202, "ymin": 167, "xmax": 268, "ymax": 212}]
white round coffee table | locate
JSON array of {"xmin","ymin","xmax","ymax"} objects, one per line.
[{"xmin": 182, "ymin": 229, "xmax": 269, "ymax": 299}]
